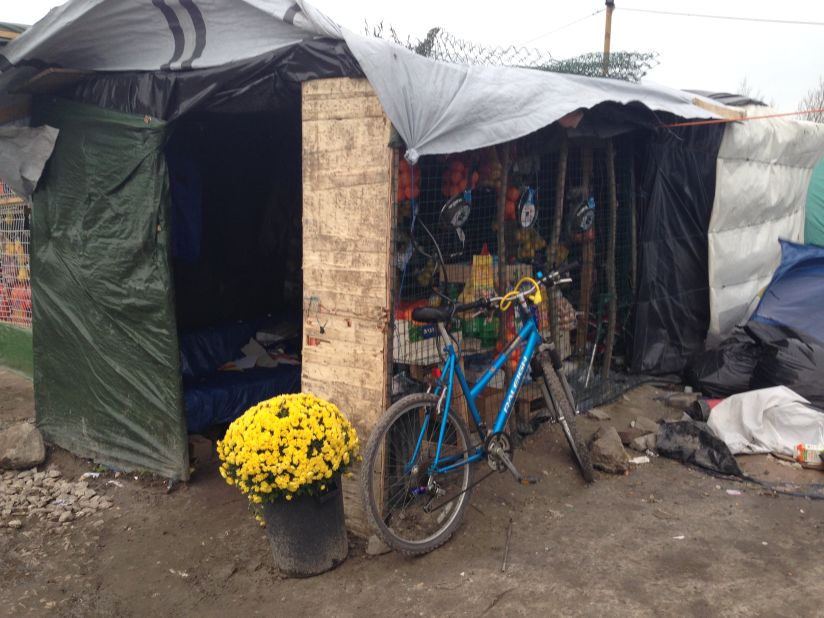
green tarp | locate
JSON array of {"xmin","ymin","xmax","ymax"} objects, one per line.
[
  {"xmin": 807, "ymin": 158, "xmax": 824, "ymax": 248},
  {"xmin": 31, "ymin": 98, "xmax": 188, "ymax": 479}
]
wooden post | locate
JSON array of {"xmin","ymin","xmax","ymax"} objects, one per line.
[
  {"xmin": 602, "ymin": 0, "xmax": 615, "ymax": 76},
  {"xmin": 496, "ymin": 143, "xmax": 511, "ymax": 296},
  {"xmin": 629, "ymin": 150, "xmax": 638, "ymax": 294},
  {"xmin": 549, "ymin": 137, "xmax": 568, "ymax": 351},
  {"xmin": 575, "ymin": 145, "xmax": 595, "ymax": 359},
  {"xmin": 496, "ymin": 144, "xmax": 514, "ymax": 391},
  {"xmin": 601, "ymin": 140, "xmax": 618, "ymax": 379}
]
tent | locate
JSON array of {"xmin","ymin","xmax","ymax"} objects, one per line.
[{"xmin": 750, "ymin": 240, "xmax": 824, "ymax": 343}]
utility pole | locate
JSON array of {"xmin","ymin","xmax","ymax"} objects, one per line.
[{"xmin": 602, "ymin": 0, "xmax": 615, "ymax": 76}]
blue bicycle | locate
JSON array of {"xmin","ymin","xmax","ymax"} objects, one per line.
[{"xmin": 362, "ymin": 264, "xmax": 594, "ymax": 555}]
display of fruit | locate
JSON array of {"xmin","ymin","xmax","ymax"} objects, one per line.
[
  {"xmin": 514, "ymin": 226, "xmax": 547, "ymax": 262},
  {"xmin": 504, "ymin": 186, "xmax": 520, "ymax": 221},
  {"xmin": 477, "ymin": 147, "xmax": 503, "ymax": 188},
  {"xmin": 441, "ymin": 156, "xmax": 478, "ymax": 198},
  {"xmin": 9, "ymin": 284, "xmax": 31, "ymax": 324},
  {"xmin": 0, "ymin": 287, "xmax": 9, "ymax": 321},
  {"xmin": 1, "ymin": 254, "xmax": 16, "ymax": 284},
  {"xmin": 397, "ymin": 158, "xmax": 421, "ymax": 202}
]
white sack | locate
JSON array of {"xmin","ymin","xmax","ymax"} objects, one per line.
[{"xmin": 707, "ymin": 386, "xmax": 824, "ymax": 456}]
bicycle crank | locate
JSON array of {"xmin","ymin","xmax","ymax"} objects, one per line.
[{"xmin": 485, "ymin": 432, "xmax": 537, "ymax": 486}]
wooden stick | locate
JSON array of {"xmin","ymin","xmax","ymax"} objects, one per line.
[
  {"xmin": 575, "ymin": 146, "xmax": 594, "ymax": 359},
  {"xmin": 601, "ymin": 140, "xmax": 618, "ymax": 379},
  {"xmin": 549, "ymin": 137, "xmax": 568, "ymax": 351},
  {"xmin": 629, "ymin": 151, "xmax": 638, "ymax": 294},
  {"xmin": 497, "ymin": 144, "xmax": 513, "ymax": 386},
  {"xmin": 501, "ymin": 518, "xmax": 513, "ymax": 572}
]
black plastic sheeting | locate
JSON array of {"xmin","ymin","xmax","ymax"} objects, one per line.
[
  {"xmin": 687, "ymin": 321, "xmax": 824, "ymax": 408},
  {"xmin": 685, "ymin": 330, "xmax": 759, "ymax": 398},
  {"xmin": 632, "ymin": 125, "xmax": 725, "ymax": 374},
  {"xmin": 656, "ymin": 421, "xmax": 742, "ymax": 477},
  {"xmin": 66, "ymin": 38, "xmax": 361, "ymax": 120},
  {"xmin": 748, "ymin": 322, "xmax": 824, "ymax": 408}
]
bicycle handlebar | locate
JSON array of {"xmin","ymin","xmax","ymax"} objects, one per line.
[
  {"xmin": 447, "ymin": 262, "xmax": 578, "ymax": 316},
  {"xmin": 452, "ymin": 297, "xmax": 492, "ymax": 313}
]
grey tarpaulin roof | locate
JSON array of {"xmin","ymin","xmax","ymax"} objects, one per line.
[{"xmin": 1, "ymin": 0, "xmax": 717, "ymax": 175}]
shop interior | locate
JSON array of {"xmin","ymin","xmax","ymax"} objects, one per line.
[{"xmin": 167, "ymin": 103, "xmax": 305, "ymax": 434}]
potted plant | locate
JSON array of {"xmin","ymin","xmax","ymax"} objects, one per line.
[{"xmin": 217, "ymin": 393, "xmax": 359, "ymax": 577}]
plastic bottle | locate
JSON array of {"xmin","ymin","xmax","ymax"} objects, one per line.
[{"xmin": 795, "ymin": 443, "xmax": 824, "ymax": 465}]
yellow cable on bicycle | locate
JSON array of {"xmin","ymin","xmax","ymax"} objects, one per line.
[{"xmin": 499, "ymin": 277, "xmax": 542, "ymax": 311}]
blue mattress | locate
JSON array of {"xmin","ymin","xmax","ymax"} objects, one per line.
[
  {"xmin": 183, "ymin": 365, "xmax": 301, "ymax": 433},
  {"xmin": 179, "ymin": 316, "xmax": 301, "ymax": 432}
]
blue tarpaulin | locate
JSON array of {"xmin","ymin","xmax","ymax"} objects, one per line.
[
  {"xmin": 750, "ymin": 240, "xmax": 824, "ymax": 344},
  {"xmin": 179, "ymin": 317, "xmax": 301, "ymax": 432}
]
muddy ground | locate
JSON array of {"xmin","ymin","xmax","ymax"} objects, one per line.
[{"xmin": 2, "ymin": 368, "xmax": 823, "ymax": 617}]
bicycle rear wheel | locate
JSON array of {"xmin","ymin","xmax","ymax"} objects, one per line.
[
  {"xmin": 538, "ymin": 355, "xmax": 595, "ymax": 483},
  {"xmin": 361, "ymin": 392, "xmax": 474, "ymax": 555}
]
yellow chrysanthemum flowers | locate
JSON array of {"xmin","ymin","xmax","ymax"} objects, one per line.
[{"xmin": 217, "ymin": 393, "xmax": 359, "ymax": 504}]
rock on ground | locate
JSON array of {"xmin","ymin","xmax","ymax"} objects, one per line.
[
  {"xmin": 618, "ymin": 427, "xmax": 650, "ymax": 446},
  {"xmin": 586, "ymin": 409, "xmax": 611, "ymax": 421},
  {"xmin": 366, "ymin": 535, "xmax": 392, "ymax": 556},
  {"xmin": 588, "ymin": 426, "xmax": 630, "ymax": 474},
  {"xmin": 629, "ymin": 433, "xmax": 657, "ymax": 453},
  {"xmin": 0, "ymin": 422, "xmax": 46, "ymax": 470},
  {"xmin": 631, "ymin": 417, "xmax": 659, "ymax": 434}
]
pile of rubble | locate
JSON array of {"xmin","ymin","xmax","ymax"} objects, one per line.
[
  {"xmin": 0, "ymin": 467, "xmax": 112, "ymax": 530},
  {"xmin": 587, "ymin": 413, "xmax": 661, "ymax": 475}
]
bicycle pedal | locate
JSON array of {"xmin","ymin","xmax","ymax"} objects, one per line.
[{"xmin": 519, "ymin": 476, "xmax": 538, "ymax": 486}]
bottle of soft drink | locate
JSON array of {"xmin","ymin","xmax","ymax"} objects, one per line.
[{"xmin": 795, "ymin": 443, "xmax": 824, "ymax": 465}]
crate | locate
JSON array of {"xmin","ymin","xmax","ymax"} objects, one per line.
[{"xmin": 392, "ymin": 318, "xmax": 462, "ymax": 365}]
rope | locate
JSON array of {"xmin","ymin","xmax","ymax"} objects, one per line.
[{"xmin": 658, "ymin": 108, "xmax": 824, "ymax": 129}]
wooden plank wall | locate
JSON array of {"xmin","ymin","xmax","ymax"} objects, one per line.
[{"xmin": 301, "ymin": 78, "xmax": 393, "ymax": 538}]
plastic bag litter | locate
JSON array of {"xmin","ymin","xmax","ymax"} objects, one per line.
[
  {"xmin": 656, "ymin": 421, "xmax": 742, "ymax": 477},
  {"xmin": 686, "ymin": 336, "xmax": 760, "ymax": 398}
]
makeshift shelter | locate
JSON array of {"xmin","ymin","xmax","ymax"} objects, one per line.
[
  {"xmin": 2, "ymin": 1, "xmax": 824, "ymax": 534},
  {"xmin": 706, "ymin": 113, "xmax": 824, "ymax": 344}
]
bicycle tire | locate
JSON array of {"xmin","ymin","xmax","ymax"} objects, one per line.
[
  {"xmin": 538, "ymin": 356, "xmax": 595, "ymax": 483},
  {"xmin": 361, "ymin": 392, "xmax": 474, "ymax": 555}
]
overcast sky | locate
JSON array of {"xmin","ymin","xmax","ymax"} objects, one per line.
[{"xmin": 6, "ymin": 0, "xmax": 824, "ymax": 111}]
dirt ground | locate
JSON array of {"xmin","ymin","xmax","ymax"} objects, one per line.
[{"xmin": 2, "ymin": 368, "xmax": 824, "ymax": 617}]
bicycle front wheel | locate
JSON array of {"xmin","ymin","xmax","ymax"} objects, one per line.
[
  {"xmin": 361, "ymin": 392, "xmax": 474, "ymax": 555},
  {"xmin": 538, "ymin": 355, "xmax": 595, "ymax": 483}
]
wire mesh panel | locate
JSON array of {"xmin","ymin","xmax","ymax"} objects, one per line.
[
  {"xmin": 389, "ymin": 130, "xmax": 647, "ymax": 422},
  {"xmin": 0, "ymin": 179, "xmax": 31, "ymax": 328}
]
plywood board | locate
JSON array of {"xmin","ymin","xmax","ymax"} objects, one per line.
[{"xmin": 301, "ymin": 78, "xmax": 393, "ymax": 538}]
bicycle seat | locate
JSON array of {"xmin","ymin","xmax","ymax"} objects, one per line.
[{"xmin": 411, "ymin": 306, "xmax": 452, "ymax": 324}]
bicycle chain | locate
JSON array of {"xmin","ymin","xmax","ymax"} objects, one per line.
[{"xmin": 423, "ymin": 468, "xmax": 496, "ymax": 514}]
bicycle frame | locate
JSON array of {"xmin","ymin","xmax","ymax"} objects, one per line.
[{"xmin": 408, "ymin": 311, "xmax": 544, "ymax": 476}]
